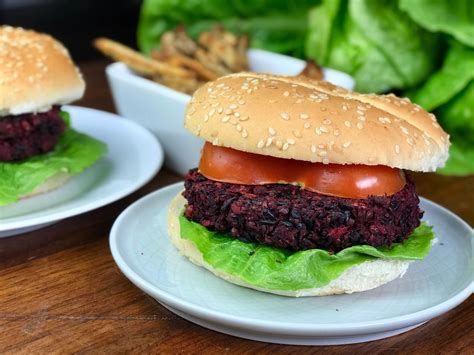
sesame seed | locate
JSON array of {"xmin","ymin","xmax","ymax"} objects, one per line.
[
  {"xmin": 357, "ymin": 110, "xmax": 364, "ymax": 115},
  {"xmin": 275, "ymin": 140, "xmax": 283, "ymax": 149},
  {"xmin": 221, "ymin": 116, "xmax": 230, "ymax": 123},
  {"xmin": 311, "ymin": 145, "xmax": 317, "ymax": 153},
  {"xmin": 269, "ymin": 99, "xmax": 277, "ymax": 103},
  {"xmin": 204, "ymin": 114, "xmax": 209, "ymax": 122},
  {"xmin": 304, "ymin": 122, "xmax": 311, "ymax": 129},
  {"xmin": 283, "ymin": 91, "xmax": 290, "ymax": 97},
  {"xmin": 318, "ymin": 151, "xmax": 327, "ymax": 157},
  {"xmin": 257, "ymin": 140, "xmax": 265, "ymax": 148},
  {"xmin": 320, "ymin": 126, "xmax": 329, "ymax": 133},
  {"xmin": 318, "ymin": 144, "xmax": 325, "ymax": 149},
  {"xmin": 225, "ymin": 109, "xmax": 232, "ymax": 115},
  {"xmin": 239, "ymin": 116, "xmax": 249, "ymax": 121},
  {"xmin": 282, "ymin": 143, "xmax": 289, "ymax": 151},
  {"xmin": 395, "ymin": 145, "xmax": 400, "ymax": 154},
  {"xmin": 300, "ymin": 114, "xmax": 309, "ymax": 120},
  {"xmin": 234, "ymin": 112, "xmax": 240, "ymax": 117},
  {"xmin": 287, "ymin": 138, "xmax": 295, "ymax": 145},
  {"xmin": 357, "ymin": 122, "xmax": 364, "ymax": 129},
  {"xmin": 342, "ymin": 105, "xmax": 348, "ymax": 111},
  {"xmin": 280, "ymin": 112, "xmax": 289, "ymax": 120},
  {"xmin": 293, "ymin": 130, "xmax": 302, "ymax": 138},
  {"xmin": 343, "ymin": 141, "xmax": 351, "ymax": 148},
  {"xmin": 238, "ymin": 100, "xmax": 245, "ymax": 105},
  {"xmin": 266, "ymin": 137, "xmax": 273, "ymax": 147},
  {"xmin": 358, "ymin": 116, "xmax": 366, "ymax": 121},
  {"xmin": 406, "ymin": 137, "xmax": 414, "ymax": 145},
  {"xmin": 378, "ymin": 117, "xmax": 391, "ymax": 124},
  {"xmin": 209, "ymin": 109, "xmax": 216, "ymax": 116},
  {"xmin": 323, "ymin": 119, "xmax": 331, "ymax": 125},
  {"xmin": 400, "ymin": 126, "xmax": 409, "ymax": 134},
  {"xmin": 322, "ymin": 158, "xmax": 330, "ymax": 164},
  {"xmin": 268, "ymin": 127, "xmax": 276, "ymax": 136},
  {"xmin": 229, "ymin": 104, "xmax": 237, "ymax": 109},
  {"xmin": 315, "ymin": 128, "xmax": 322, "ymax": 135},
  {"xmin": 217, "ymin": 107, "xmax": 223, "ymax": 114},
  {"xmin": 236, "ymin": 124, "xmax": 242, "ymax": 132},
  {"xmin": 344, "ymin": 121, "xmax": 351, "ymax": 127},
  {"xmin": 296, "ymin": 99, "xmax": 304, "ymax": 104}
]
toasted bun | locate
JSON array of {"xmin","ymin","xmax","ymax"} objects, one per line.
[
  {"xmin": 185, "ymin": 73, "xmax": 449, "ymax": 171},
  {"xmin": 168, "ymin": 192, "xmax": 411, "ymax": 297},
  {"xmin": 22, "ymin": 172, "xmax": 71, "ymax": 199},
  {"xmin": 0, "ymin": 26, "xmax": 85, "ymax": 116}
]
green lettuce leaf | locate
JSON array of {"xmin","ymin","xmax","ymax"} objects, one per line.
[
  {"xmin": 0, "ymin": 112, "xmax": 107, "ymax": 206},
  {"xmin": 399, "ymin": 0, "xmax": 474, "ymax": 47},
  {"xmin": 137, "ymin": 0, "xmax": 317, "ymax": 57},
  {"xmin": 179, "ymin": 215, "xmax": 434, "ymax": 291},
  {"xmin": 305, "ymin": 0, "xmax": 440, "ymax": 93},
  {"xmin": 408, "ymin": 43, "xmax": 474, "ymax": 111}
]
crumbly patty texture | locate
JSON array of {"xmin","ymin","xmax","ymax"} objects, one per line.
[
  {"xmin": 0, "ymin": 106, "xmax": 65, "ymax": 161},
  {"xmin": 183, "ymin": 169, "xmax": 422, "ymax": 252}
]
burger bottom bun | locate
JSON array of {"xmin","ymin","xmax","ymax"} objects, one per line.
[
  {"xmin": 168, "ymin": 192, "xmax": 411, "ymax": 297},
  {"xmin": 23, "ymin": 172, "xmax": 71, "ymax": 200}
]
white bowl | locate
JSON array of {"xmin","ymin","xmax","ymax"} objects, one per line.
[{"xmin": 106, "ymin": 49, "xmax": 355, "ymax": 175}]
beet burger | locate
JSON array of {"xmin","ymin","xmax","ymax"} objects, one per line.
[
  {"xmin": 168, "ymin": 73, "xmax": 449, "ymax": 296},
  {"xmin": 0, "ymin": 26, "xmax": 106, "ymax": 206}
]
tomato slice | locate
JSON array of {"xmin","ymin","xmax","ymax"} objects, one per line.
[{"xmin": 199, "ymin": 142, "xmax": 406, "ymax": 199}]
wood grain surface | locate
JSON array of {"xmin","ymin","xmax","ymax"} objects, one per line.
[{"xmin": 0, "ymin": 60, "xmax": 472, "ymax": 354}]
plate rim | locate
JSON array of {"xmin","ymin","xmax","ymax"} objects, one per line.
[
  {"xmin": 0, "ymin": 105, "xmax": 164, "ymax": 232},
  {"xmin": 110, "ymin": 182, "xmax": 473, "ymax": 336}
]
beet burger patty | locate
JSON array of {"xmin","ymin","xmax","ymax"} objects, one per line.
[
  {"xmin": 183, "ymin": 169, "xmax": 422, "ymax": 252},
  {"xmin": 0, "ymin": 106, "xmax": 66, "ymax": 162},
  {"xmin": 168, "ymin": 73, "xmax": 449, "ymax": 297}
]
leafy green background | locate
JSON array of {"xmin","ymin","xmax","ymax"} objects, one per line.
[
  {"xmin": 180, "ymin": 215, "xmax": 434, "ymax": 291},
  {"xmin": 138, "ymin": 0, "xmax": 474, "ymax": 176},
  {"xmin": 0, "ymin": 111, "xmax": 107, "ymax": 206}
]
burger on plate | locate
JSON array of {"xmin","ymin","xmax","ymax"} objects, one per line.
[
  {"xmin": 0, "ymin": 26, "xmax": 106, "ymax": 206},
  {"xmin": 168, "ymin": 73, "xmax": 449, "ymax": 296}
]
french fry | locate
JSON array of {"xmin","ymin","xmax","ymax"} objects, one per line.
[
  {"xmin": 94, "ymin": 37, "xmax": 193, "ymax": 78},
  {"xmin": 152, "ymin": 74, "xmax": 204, "ymax": 95},
  {"xmin": 152, "ymin": 51, "xmax": 218, "ymax": 81},
  {"xmin": 298, "ymin": 60, "xmax": 324, "ymax": 81},
  {"xmin": 94, "ymin": 25, "xmax": 250, "ymax": 95}
]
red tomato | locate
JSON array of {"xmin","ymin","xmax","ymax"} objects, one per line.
[{"xmin": 199, "ymin": 142, "xmax": 406, "ymax": 199}]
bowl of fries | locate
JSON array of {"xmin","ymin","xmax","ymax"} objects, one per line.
[{"xmin": 96, "ymin": 27, "xmax": 354, "ymax": 175}]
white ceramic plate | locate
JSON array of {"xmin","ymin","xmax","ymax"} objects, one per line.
[
  {"xmin": 110, "ymin": 183, "xmax": 473, "ymax": 346},
  {"xmin": 0, "ymin": 106, "xmax": 164, "ymax": 237}
]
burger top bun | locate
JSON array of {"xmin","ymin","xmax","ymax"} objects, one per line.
[
  {"xmin": 0, "ymin": 26, "xmax": 85, "ymax": 116},
  {"xmin": 185, "ymin": 73, "xmax": 450, "ymax": 172}
]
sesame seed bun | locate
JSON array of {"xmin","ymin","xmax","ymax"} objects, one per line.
[
  {"xmin": 185, "ymin": 73, "xmax": 450, "ymax": 172},
  {"xmin": 0, "ymin": 26, "xmax": 85, "ymax": 116},
  {"xmin": 168, "ymin": 192, "xmax": 411, "ymax": 297},
  {"xmin": 22, "ymin": 172, "xmax": 71, "ymax": 200}
]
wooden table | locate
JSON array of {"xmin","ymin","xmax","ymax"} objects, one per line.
[{"xmin": 1, "ymin": 60, "xmax": 472, "ymax": 353}]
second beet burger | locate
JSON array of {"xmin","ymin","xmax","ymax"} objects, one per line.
[{"xmin": 168, "ymin": 73, "xmax": 449, "ymax": 297}]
